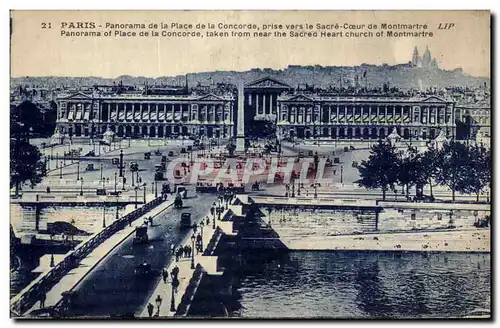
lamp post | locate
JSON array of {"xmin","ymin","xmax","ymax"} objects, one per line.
[
  {"xmin": 59, "ymin": 161, "xmax": 63, "ymax": 179},
  {"xmin": 119, "ymin": 150, "xmax": 124, "ymax": 177},
  {"xmin": 190, "ymin": 233, "xmax": 196, "ymax": 269},
  {"xmin": 151, "ymin": 182, "xmax": 154, "ymax": 195},
  {"xmin": 77, "ymin": 162, "xmax": 80, "ymax": 181},
  {"xmin": 131, "ymin": 169, "xmax": 135, "ymax": 187},
  {"xmin": 143, "ymin": 183, "xmax": 147, "ymax": 203},
  {"xmin": 154, "ymin": 181, "xmax": 158, "ymax": 198},
  {"xmin": 170, "ymin": 279, "xmax": 176, "ymax": 312},
  {"xmin": 340, "ymin": 165, "xmax": 344, "ymax": 184},
  {"xmin": 314, "ymin": 182, "xmax": 318, "ymax": 199},
  {"xmin": 56, "ymin": 153, "xmax": 59, "ymax": 168},
  {"xmin": 135, "ymin": 187, "xmax": 138, "ymax": 209},
  {"xmin": 115, "ymin": 194, "xmax": 119, "ymax": 220},
  {"xmin": 100, "ymin": 163, "xmax": 103, "ymax": 181},
  {"xmin": 155, "ymin": 295, "xmax": 162, "ymax": 317},
  {"xmin": 102, "ymin": 201, "xmax": 106, "ymax": 228},
  {"xmin": 114, "ymin": 172, "xmax": 117, "ymax": 193},
  {"xmin": 200, "ymin": 220, "xmax": 205, "ymax": 249},
  {"xmin": 80, "ymin": 177, "xmax": 84, "ymax": 196}
]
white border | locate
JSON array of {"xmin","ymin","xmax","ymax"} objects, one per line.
[{"xmin": 2, "ymin": 2, "xmax": 497, "ymax": 328}]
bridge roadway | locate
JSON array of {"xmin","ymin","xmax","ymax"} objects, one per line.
[{"xmin": 60, "ymin": 190, "xmax": 216, "ymax": 318}]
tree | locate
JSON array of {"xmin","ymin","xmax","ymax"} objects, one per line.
[
  {"xmin": 435, "ymin": 141, "xmax": 470, "ymax": 201},
  {"xmin": 419, "ymin": 146, "xmax": 443, "ymax": 199},
  {"xmin": 396, "ymin": 145, "xmax": 424, "ymax": 200},
  {"xmin": 10, "ymin": 139, "xmax": 45, "ymax": 196},
  {"xmin": 355, "ymin": 141, "xmax": 399, "ymax": 200},
  {"xmin": 461, "ymin": 144, "xmax": 491, "ymax": 202}
]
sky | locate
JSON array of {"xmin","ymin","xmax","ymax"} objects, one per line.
[{"xmin": 10, "ymin": 10, "xmax": 491, "ymax": 78}]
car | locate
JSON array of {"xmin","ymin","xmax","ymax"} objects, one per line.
[
  {"xmin": 154, "ymin": 149, "xmax": 162, "ymax": 156},
  {"xmin": 133, "ymin": 226, "xmax": 149, "ymax": 244},
  {"xmin": 344, "ymin": 146, "xmax": 349, "ymax": 152},
  {"xmin": 84, "ymin": 151, "xmax": 95, "ymax": 157},
  {"xmin": 308, "ymin": 150, "xmax": 314, "ymax": 157},
  {"xmin": 352, "ymin": 161, "xmax": 358, "ymax": 168},
  {"xmin": 299, "ymin": 151, "xmax": 304, "ymax": 158},
  {"xmin": 168, "ymin": 151, "xmax": 174, "ymax": 157},
  {"xmin": 112, "ymin": 158, "xmax": 119, "ymax": 165},
  {"xmin": 134, "ymin": 262, "xmax": 152, "ymax": 276},
  {"xmin": 96, "ymin": 188, "xmax": 106, "ymax": 196},
  {"xmin": 154, "ymin": 171, "xmax": 164, "ymax": 181},
  {"xmin": 85, "ymin": 164, "xmax": 95, "ymax": 171},
  {"xmin": 180, "ymin": 213, "xmax": 192, "ymax": 230},
  {"xmin": 129, "ymin": 162, "xmax": 139, "ymax": 171},
  {"xmin": 334, "ymin": 157, "xmax": 340, "ymax": 164},
  {"xmin": 161, "ymin": 155, "xmax": 168, "ymax": 163},
  {"xmin": 144, "ymin": 152, "xmax": 151, "ymax": 160},
  {"xmin": 180, "ymin": 147, "xmax": 187, "ymax": 153},
  {"xmin": 187, "ymin": 145, "xmax": 193, "ymax": 151}
]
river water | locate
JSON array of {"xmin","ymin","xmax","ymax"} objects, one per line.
[{"xmin": 227, "ymin": 251, "xmax": 490, "ymax": 319}]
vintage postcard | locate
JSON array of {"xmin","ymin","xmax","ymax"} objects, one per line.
[{"xmin": 9, "ymin": 10, "xmax": 491, "ymax": 319}]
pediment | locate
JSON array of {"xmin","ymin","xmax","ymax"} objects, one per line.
[
  {"xmin": 198, "ymin": 94, "xmax": 223, "ymax": 101},
  {"xmin": 285, "ymin": 94, "xmax": 314, "ymax": 102},
  {"xmin": 245, "ymin": 77, "xmax": 291, "ymax": 89},
  {"xmin": 422, "ymin": 96, "xmax": 446, "ymax": 103},
  {"xmin": 62, "ymin": 92, "xmax": 92, "ymax": 100}
]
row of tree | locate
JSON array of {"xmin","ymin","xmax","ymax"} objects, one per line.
[{"xmin": 356, "ymin": 140, "xmax": 491, "ymax": 202}]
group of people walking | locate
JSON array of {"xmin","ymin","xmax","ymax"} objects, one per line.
[{"xmin": 173, "ymin": 244, "xmax": 193, "ymax": 262}]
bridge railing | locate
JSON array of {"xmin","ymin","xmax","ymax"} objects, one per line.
[
  {"xmin": 202, "ymin": 227, "xmax": 223, "ymax": 257},
  {"xmin": 174, "ymin": 264, "xmax": 204, "ymax": 317},
  {"xmin": 10, "ymin": 195, "xmax": 164, "ymax": 316}
]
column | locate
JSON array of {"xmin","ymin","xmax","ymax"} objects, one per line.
[
  {"xmin": 256, "ymin": 94, "xmax": 260, "ymax": 115},
  {"xmin": 328, "ymin": 106, "xmax": 331, "ymax": 124},
  {"xmin": 156, "ymin": 104, "xmax": 159, "ymax": 121},
  {"xmin": 385, "ymin": 105, "xmax": 388, "ymax": 124},
  {"xmin": 336, "ymin": 105, "xmax": 340, "ymax": 124},
  {"xmin": 368, "ymin": 106, "xmax": 372, "ymax": 122},
  {"xmin": 262, "ymin": 94, "xmax": 267, "ymax": 115},
  {"xmin": 270, "ymin": 94, "xmax": 274, "ymax": 114}
]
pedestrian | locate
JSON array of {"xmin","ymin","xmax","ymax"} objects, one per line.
[
  {"xmin": 162, "ymin": 267, "xmax": 169, "ymax": 284},
  {"xmin": 39, "ymin": 292, "xmax": 46, "ymax": 308},
  {"xmin": 172, "ymin": 265, "xmax": 180, "ymax": 279},
  {"xmin": 175, "ymin": 246, "xmax": 182, "ymax": 262},
  {"xmin": 183, "ymin": 245, "xmax": 189, "ymax": 258},
  {"xmin": 172, "ymin": 277, "xmax": 180, "ymax": 294},
  {"xmin": 206, "ymin": 216, "xmax": 210, "ymax": 226},
  {"xmin": 147, "ymin": 302, "xmax": 154, "ymax": 317},
  {"xmin": 170, "ymin": 243, "xmax": 175, "ymax": 255},
  {"xmin": 148, "ymin": 216, "xmax": 153, "ymax": 226},
  {"xmin": 144, "ymin": 218, "xmax": 148, "ymax": 226}
]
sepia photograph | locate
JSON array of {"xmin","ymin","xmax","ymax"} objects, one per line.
[{"xmin": 8, "ymin": 10, "xmax": 491, "ymax": 319}]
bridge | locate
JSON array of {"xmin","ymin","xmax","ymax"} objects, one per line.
[{"xmin": 10, "ymin": 195, "xmax": 169, "ymax": 316}]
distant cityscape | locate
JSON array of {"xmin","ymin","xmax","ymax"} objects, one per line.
[{"xmin": 10, "ymin": 46, "xmax": 490, "ymax": 148}]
